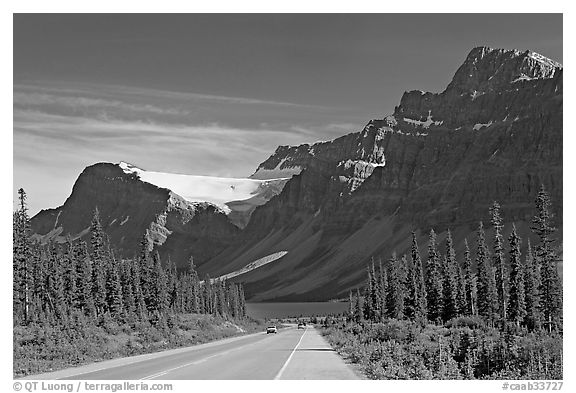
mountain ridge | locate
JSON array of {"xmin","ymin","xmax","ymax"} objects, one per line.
[{"xmin": 29, "ymin": 46, "xmax": 563, "ymax": 301}]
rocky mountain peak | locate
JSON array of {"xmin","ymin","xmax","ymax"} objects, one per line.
[{"xmin": 445, "ymin": 46, "xmax": 562, "ymax": 94}]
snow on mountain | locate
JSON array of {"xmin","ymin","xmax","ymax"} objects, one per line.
[
  {"xmin": 204, "ymin": 251, "xmax": 288, "ymax": 284},
  {"xmin": 119, "ymin": 161, "xmax": 288, "ymax": 214}
]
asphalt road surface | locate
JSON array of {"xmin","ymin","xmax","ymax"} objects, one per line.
[{"xmin": 21, "ymin": 325, "xmax": 360, "ymax": 380}]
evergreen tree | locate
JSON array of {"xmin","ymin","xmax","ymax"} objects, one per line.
[
  {"xmin": 75, "ymin": 241, "xmax": 96, "ymax": 317},
  {"xmin": 47, "ymin": 244, "xmax": 65, "ymax": 319},
  {"xmin": 106, "ymin": 252, "xmax": 125, "ymax": 320},
  {"xmin": 490, "ymin": 201, "xmax": 508, "ymax": 321},
  {"xmin": 354, "ymin": 288, "xmax": 362, "ymax": 322},
  {"xmin": 404, "ymin": 253, "xmax": 417, "ymax": 320},
  {"xmin": 524, "ymin": 239, "xmax": 541, "ymax": 330},
  {"xmin": 238, "ymin": 284, "xmax": 246, "ymax": 317},
  {"xmin": 188, "ymin": 257, "xmax": 201, "ymax": 313},
  {"xmin": 442, "ymin": 230, "xmax": 459, "ymax": 322},
  {"xmin": 90, "ymin": 208, "xmax": 108, "ymax": 316},
  {"xmin": 131, "ymin": 257, "xmax": 147, "ymax": 320},
  {"xmin": 463, "ymin": 239, "xmax": 477, "ymax": 316},
  {"xmin": 166, "ymin": 257, "xmax": 178, "ymax": 310},
  {"xmin": 456, "ymin": 263, "xmax": 467, "ymax": 316},
  {"xmin": 386, "ymin": 253, "xmax": 406, "ymax": 319},
  {"xmin": 203, "ymin": 274, "xmax": 213, "ymax": 314},
  {"xmin": 425, "ymin": 229, "xmax": 443, "ymax": 323},
  {"xmin": 120, "ymin": 259, "xmax": 135, "ymax": 318},
  {"xmin": 531, "ymin": 185, "xmax": 562, "ymax": 332},
  {"xmin": 378, "ymin": 259, "xmax": 388, "ymax": 318},
  {"xmin": 13, "ymin": 188, "xmax": 32, "ymax": 323},
  {"xmin": 348, "ymin": 290, "xmax": 354, "ymax": 318},
  {"xmin": 411, "ymin": 232, "xmax": 427, "ymax": 319},
  {"xmin": 139, "ymin": 234, "xmax": 154, "ymax": 312},
  {"xmin": 508, "ymin": 225, "xmax": 527, "ymax": 326},
  {"xmin": 62, "ymin": 237, "xmax": 78, "ymax": 309},
  {"xmin": 475, "ymin": 222, "xmax": 498, "ymax": 323},
  {"xmin": 362, "ymin": 261, "xmax": 382, "ymax": 322},
  {"xmin": 151, "ymin": 251, "xmax": 168, "ymax": 315},
  {"xmin": 362, "ymin": 270, "xmax": 372, "ymax": 321}
]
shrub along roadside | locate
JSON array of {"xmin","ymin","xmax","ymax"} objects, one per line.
[
  {"xmin": 320, "ymin": 319, "xmax": 562, "ymax": 380},
  {"xmin": 14, "ymin": 312, "xmax": 265, "ymax": 378}
]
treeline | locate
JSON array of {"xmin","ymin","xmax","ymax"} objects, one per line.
[
  {"xmin": 13, "ymin": 188, "xmax": 247, "ymax": 328},
  {"xmin": 350, "ymin": 184, "xmax": 562, "ymax": 332}
]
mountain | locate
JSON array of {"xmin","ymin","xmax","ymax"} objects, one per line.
[
  {"xmin": 30, "ymin": 46, "xmax": 562, "ymax": 301},
  {"xmin": 30, "ymin": 162, "xmax": 288, "ymax": 266},
  {"xmin": 199, "ymin": 47, "xmax": 562, "ymax": 301}
]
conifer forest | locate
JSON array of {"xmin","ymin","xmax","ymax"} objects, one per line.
[
  {"xmin": 321, "ymin": 184, "xmax": 563, "ymax": 379},
  {"xmin": 13, "ymin": 188, "xmax": 250, "ymax": 377}
]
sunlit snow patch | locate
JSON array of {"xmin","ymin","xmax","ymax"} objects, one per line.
[
  {"xmin": 203, "ymin": 251, "xmax": 288, "ymax": 283},
  {"xmin": 119, "ymin": 162, "xmax": 287, "ymax": 214}
]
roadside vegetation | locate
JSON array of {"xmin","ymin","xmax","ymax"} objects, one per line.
[
  {"xmin": 13, "ymin": 189, "xmax": 257, "ymax": 377},
  {"xmin": 321, "ymin": 185, "xmax": 562, "ymax": 380}
]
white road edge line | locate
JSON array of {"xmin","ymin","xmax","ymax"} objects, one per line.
[
  {"xmin": 274, "ymin": 327, "xmax": 306, "ymax": 380},
  {"xmin": 139, "ymin": 336, "xmax": 269, "ymax": 380},
  {"xmin": 46, "ymin": 331, "xmax": 265, "ymax": 380}
]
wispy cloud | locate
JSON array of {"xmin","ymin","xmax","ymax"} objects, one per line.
[{"xmin": 14, "ymin": 81, "xmax": 368, "ymax": 214}]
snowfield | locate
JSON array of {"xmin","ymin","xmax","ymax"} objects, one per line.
[
  {"xmin": 119, "ymin": 162, "xmax": 287, "ymax": 214},
  {"xmin": 204, "ymin": 251, "xmax": 289, "ymax": 284}
]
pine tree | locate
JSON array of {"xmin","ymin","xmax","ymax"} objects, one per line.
[
  {"xmin": 348, "ymin": 290, "xmax": 354, "ymax": 319},
  {"xmin": 90, "ymin": 208, "xmax": 108, "ymax": 316},
  {"xmin": 106, "ymin": 252, "xmax": 125, "ymax": 320},
  {"xmin": 531, "ymin": 185, "xmax": 562, "ymax": 332},
  {"xmin": 475, "ymin": 222, "xmax": 498, "ymax": 324},
  {"xmin": 354, "ymin": 288, "xmax": 362, "ymax": 322},
  {"xmin": 62, "ymin": 237, "xmax": 78, "ymax": 310},
  {"xmin": 378, "ymin": 259, "xmax": 388, "ymax": 319},
  {"xmin": 166, "ymin": 257, "xmax": 178, "ymax": 310},
  {"xmin": 425, "ymin": 229, "xmax": 443, "ymax": 323},
  {"xmin": 463, "ymin": 239, "xmax": 477, "ymax": 316},
  {"xmin": 120, "ymin": 259, "xmax": 135, "ymax": 318},
  {"xmin": 203, "ymin": 274, "xmax": 213, "ymax": 314},
  {"xmin": 524, "ymin": 239, "xmax": 541, "ymax": 330},
  {"xmin": 13, "ymin": 188, "xmax": 32, "ymax": 323},
  {"xmin": 442, "ymin": 230, "xmax": 459, "ymax": 322},
  {"xmin": 131, "ymin": 257, "xmax": 147, "ymax": 320},
  {"xmin": 386, "ymin": 253, "xmax": 406, "ymax": 320},
  {"xmin": 188, "ymin": 257, "xmax": 201, "ymax": 313},
  {"xmin": 47, "ymin": 244, "xmax": 65, "ymax": 319},
  {"xmin": 362, "ymin": 270, "xmax": 372, "ymax": 321},
  {"xmin": 490, "ymin": 201, "xmax": 508, "ymax": 321},
  {"xmin": 139, "ymin": 234, "xmax": 154, "ymax": 312},
  {"xmin": 151, "ymin": 251, "xmax": 168, "ymax": 315},
  {"xmin": 508, "ymin": 225, "xmax": 527, "ymax": 326},
  {"xmin": 456, "ymin": 262, "xmax": 467, "ymax": 316},
  {"xmin": 362, "ymin": 261, "xmax": 382, "ymax": 322},
  {"xmin": 75, "ymin": 241, "xmax": 96, "ymax": 317},
  {"xmin": 238, "ymin": 284, "xmax": 246, "ymax": 317},
  {"xmin": 411, "ymin": 232, "xmax": 427, "ymax": 320},
  {"xmin": 405, "ymin": 252, "xmax": 417, "ymax": 320}
]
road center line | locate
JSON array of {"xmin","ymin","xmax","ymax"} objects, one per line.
[{"xmin": 274, "ymin": 328, "xmax": 306, "ymax": 380}]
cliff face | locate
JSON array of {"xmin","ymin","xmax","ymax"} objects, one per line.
[
  {"xmin": 30, "ymin": 47, "xmax": 562, "ymax": 301},
  {"xmin": 31, "ymin": 163, "xmax": 240, "ymax": 268},
  {"xmin": 203, "ymin": 47, "xmax": 562, "ymax": 301}
]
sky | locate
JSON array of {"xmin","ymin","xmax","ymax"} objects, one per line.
[{"xmin": 13, "ymin": 13, "xmax": 563, "ymax": 215}]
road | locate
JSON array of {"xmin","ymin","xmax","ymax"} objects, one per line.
[{"xmin": 21, "ymin": 325, "xmax": 361, "ymax": 380}]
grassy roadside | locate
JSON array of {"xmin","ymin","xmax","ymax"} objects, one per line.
[
  {"xmin": 14, "ymin": 313, "xmax": 266, "ymax": 378},
  {"xmin": 320, "ymin": 318, "xmax": 562, "ymax": 380}
]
